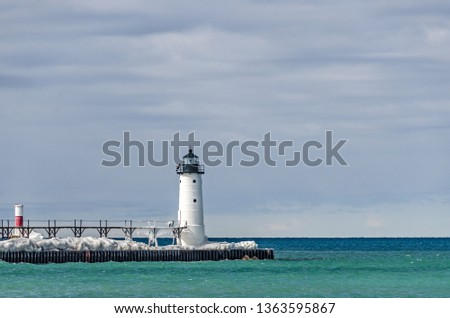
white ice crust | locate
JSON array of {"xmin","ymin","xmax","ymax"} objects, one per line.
[{"xmin": 0, "ymin": 232, "xmax": 258, "ymax": 252}]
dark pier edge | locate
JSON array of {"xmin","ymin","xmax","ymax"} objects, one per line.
[{"xmin": 0, "ymin": 249, "xmax": 274, "ymax": 264}]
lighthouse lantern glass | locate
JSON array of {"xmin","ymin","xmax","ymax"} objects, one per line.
[{"xmin": 184, "ymin": 156, "xmax": 198, "ymax": 165}]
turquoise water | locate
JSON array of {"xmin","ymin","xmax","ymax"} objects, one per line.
[{"xmin": 1, "ymin": 238, "xmax": 450, "ymax": 297}]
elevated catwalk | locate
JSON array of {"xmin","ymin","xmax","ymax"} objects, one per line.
[
  {"xmin": 0, "ymin": 249, "xmax": 274, "ymax": 264},
  {"xmin": 0, "ymin": 219, "xmax": 184, "ymax": 241}
]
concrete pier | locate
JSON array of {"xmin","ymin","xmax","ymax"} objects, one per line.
[{"xmin": 0, "ymin": 249, "xmax": 274, "ymax": 264}]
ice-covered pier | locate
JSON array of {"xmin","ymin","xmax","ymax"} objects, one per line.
[{"xmin": 0, "ymin": 221, "xmax": 275, "ymax": 263}]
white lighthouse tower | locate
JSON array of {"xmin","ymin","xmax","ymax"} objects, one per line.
[{"xmin": 176, "ymin": 149, "xmax": 206, "ymax": 246}]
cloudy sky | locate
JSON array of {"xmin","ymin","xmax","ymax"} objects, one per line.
[{"xmin": 1, "ymin": 0, "xmax": 449, "ymax": 237}]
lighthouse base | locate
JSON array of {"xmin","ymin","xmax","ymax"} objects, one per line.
[{"xmin": 179, "ymin": 225, "xmax": 206, "ymax": 247}]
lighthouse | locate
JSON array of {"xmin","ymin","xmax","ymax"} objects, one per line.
[
  {"xmin": 15, "ymin": 204, "xmax": 24, "ymax": 227},
  {"xmin": 12, "ymin": 204, "xmax": 24, "ymax": 238},
  {"xmin": 176, "ymin": 149, "xmax": 206, "ymax": 246}
]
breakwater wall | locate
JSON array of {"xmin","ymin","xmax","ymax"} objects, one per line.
[{"xmin": 0, "ymin": 248, "xmax": 274, "ymax": 264}]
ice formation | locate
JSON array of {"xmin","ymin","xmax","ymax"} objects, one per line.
[{"xmin": 0, "ymin": 231, "xmax": 257, "ymax": 252}]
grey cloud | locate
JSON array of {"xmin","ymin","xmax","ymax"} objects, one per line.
[
  {"xmin": 0, "ymin": 0, "xmax": 449, "ymax": 236},
  {"xmin": 0, "ymin": 74, "xmax": 34, "ymax": 88}
]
